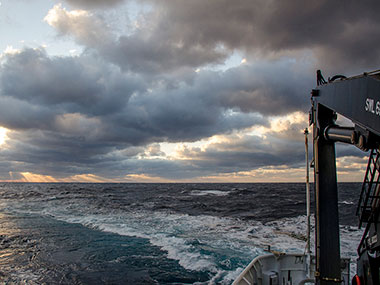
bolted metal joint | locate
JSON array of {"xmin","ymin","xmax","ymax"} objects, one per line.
[{"xmin": 323, "ymin": 125, "xmax": 355, "ymax": 144}]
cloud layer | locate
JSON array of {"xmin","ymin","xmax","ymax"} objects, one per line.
[
  {"xmin": 55, "ymin": 0, "xmax": 380, "ymax": 74},
  {"xmin": 1, "ymin": 0, "xmax": 378, "ymax": 181}
]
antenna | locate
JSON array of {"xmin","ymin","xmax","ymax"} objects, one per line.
[{"xmin": 304, "ymin": 127, "xmax": 312, "ymax": 278}]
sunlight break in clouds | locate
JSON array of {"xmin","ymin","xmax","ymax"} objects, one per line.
[
  {"xmin": 44, "ymin": 4, "xmax": 89, "ymax": 25},
  {"xmin": 18, "ymin": 173, "xmax": 115, "ymax": 183},
  {"xmin": 198, "ymin": 166, "xmax": 307, "ymax": 183},
  {"xmin": 63, "ymin": 174, "xmax": 114, "ymax": 183},
  {"xmin": 0, "ymin": 127, "xmax": 8, "ymax": 146},
  {"xmin": 20, "ymin": 172, "xmax": 58, "ymax": 183},
  {"xmin": 124, "ymin": 174, "xmax": 173, "ymax": 183},
  {"xmin": 2, "ymin": 46, "xmax": 20, "ymax": 56},
  {"xmin": 44, "ymin": 4, "xmax": 112, "ymax": 46}
]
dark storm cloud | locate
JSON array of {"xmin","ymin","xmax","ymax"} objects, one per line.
[
  {"xmin": 106, "ymin": 34, "xmax": 227, "ymax": 73},
  {"xmin": 0, "ymin": 48, "xmax": 143, "ymax": 118},
  {"xmin": 189, "ymin": 135, "xmax": 305, "ymax": 173},
  {"xmin": 2, "ymin": 49, "xmax": 104, "ymax": 107},
  {"xmin": 49, "ymin": 1, "xmax": 380, "ymax": 74},
  {"xmin": 1, "ymin": 48, "xmax": 308, "ymax": 145},
  {"xmin": 216, "ymin": 60, "xmax": 313, "ymax": 115},
  {"xmin": 0, "ymin": 96, "xmax": 56, "ymax": 130},
  {"xmin": 148, "ymin": 0, "xmax": 380, "ymax": 73},
  {"xmin": 336, "ymin": 144, "xmax": 367, "ymax": 159},
  {"xmin": 0, "ymin": 129, "xmax": 141, "ymax": 179},
  {"xmin": 1, "ymin": 48, "xmax": 293, "ymax": 179},
  {"xmin": 45, "ymin": 4, "xmax": 228, "ymax": 74}
]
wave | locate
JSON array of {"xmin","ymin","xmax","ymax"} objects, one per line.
[
  {"xmin": 190, "ymin": 190, "xmax": 231, "ymax": 197},
  {"xmin": 340, "ymin": 200, "xmax": 355, "ymax": 205}
]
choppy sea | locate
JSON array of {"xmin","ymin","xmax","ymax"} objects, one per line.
[{"xmin": 0, "ymin": 183, "xmax": 363, "ymax": 284}]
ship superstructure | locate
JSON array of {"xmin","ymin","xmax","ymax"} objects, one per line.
[{"xmin": 234, "ymin": 70, "xmax": 380, "ymax": 285}]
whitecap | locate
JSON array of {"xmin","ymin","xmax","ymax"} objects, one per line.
[{"xmin": 190, "ymin": 190, "xmax": 230, "ymax": 196}]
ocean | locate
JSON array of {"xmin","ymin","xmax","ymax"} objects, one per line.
[{"xmin": 0, "ymin": 183, "xmax": 363, "ymax": 284}]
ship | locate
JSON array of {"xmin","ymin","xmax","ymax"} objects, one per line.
[{"xmin": 234, "ymin": 69, "xmax": 380, "ymax": 284}]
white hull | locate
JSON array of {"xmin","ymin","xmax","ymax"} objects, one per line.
[{"xmin": 233, "ymin": 253, "xmax": 350, "ymax": 285}]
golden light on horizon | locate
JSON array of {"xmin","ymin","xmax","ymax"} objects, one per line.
[
  {"xmin": 124, "ymin": 174, "xmax": 173, "ymax": 183},
  {"xmin": 63, "ymin": 174, "xmax": 112, "ymax": 183},
  {"xmin": 20, "ymin": 172, "xmax": 58, "ymax": 183}
]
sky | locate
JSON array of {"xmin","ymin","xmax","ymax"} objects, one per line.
[{"xmin": 0, "ymin": 0, "xmax": 379, "ymax": 183}]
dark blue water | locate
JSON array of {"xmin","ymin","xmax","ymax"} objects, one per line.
[{"xmin": 0, "ymin": 183, "xmax": 363, "ymax": 284}]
